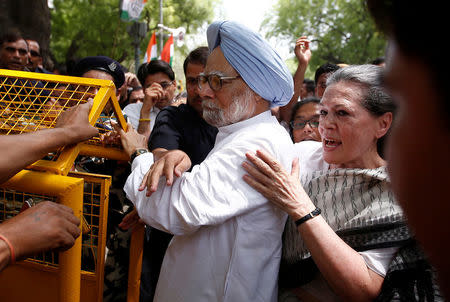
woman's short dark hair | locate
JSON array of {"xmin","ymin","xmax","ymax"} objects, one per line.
[
  {"xmin": 290, "ymin": 97, "xmax": 321, "ymax": 124},
  {"xmin": 137, "ymin": 59, "xmax": 175, "ymax": 87},
  {"xmin": 289, "ymin": 97, "xmax": 321, "ymax": 142}
]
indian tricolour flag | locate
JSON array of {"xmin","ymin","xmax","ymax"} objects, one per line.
[
  {"xmin": 143, "ymin": 32, "xmax": 158, "ymax": 63},
  {"xmin": 160, "ymin": 34, "xmax": 174, "ymax": 66},
  {"xmin": 120, "ymin": 0, "xmax": 147, "ymax": 21}
]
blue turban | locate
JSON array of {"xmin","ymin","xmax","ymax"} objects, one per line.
[{"xmin": 207, "ymin": 20, "xmax": 294, "ymax": 107}]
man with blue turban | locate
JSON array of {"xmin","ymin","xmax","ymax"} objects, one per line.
[{"xmin": 123, "ymin": 20, "xmax": 295, "ymax": 301}]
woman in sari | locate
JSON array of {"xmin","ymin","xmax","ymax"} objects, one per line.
[{"xmin": 242, "ymin": 65, "xmax": 440, "ymax": 301}]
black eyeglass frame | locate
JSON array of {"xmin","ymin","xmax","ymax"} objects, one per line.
[
  {"xmin": 290, "ymin": 118, "xmax": 320, "ymax": 130},
  {"xmin": 29, "ymin": 50, "xmax": 41, "ymax": 57},
  {"xmin": 197, "ymin": 73, "xmax": 241, "ymax": 91}
]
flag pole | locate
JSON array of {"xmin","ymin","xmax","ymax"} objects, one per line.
[{"xmin": 159, "ymin": 0, "xmax": 164, "ymax": 56}]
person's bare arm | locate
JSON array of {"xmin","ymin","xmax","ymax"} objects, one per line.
[
  {"xmin": 279, "ymin": 36, "xmax": 312, "ymax": 123},
  {"xmin": 0, "ymin": 201, "xmax": 81, "ymax": 271},
  {"xmin": 0, "ymin": 101, "xmax": 98, "ymax": 184},
  {"xmin": 137, "ymin": 83, "xmax": 164, "ymax": 140}
]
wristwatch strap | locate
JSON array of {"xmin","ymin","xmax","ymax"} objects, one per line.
[
  {"xmin": 130, "ymin": 148, "xmax": 149, "ymax": 163},
  {"xmin": 295, "ymin": 207, "xmax": 321, "ymax": 226}
]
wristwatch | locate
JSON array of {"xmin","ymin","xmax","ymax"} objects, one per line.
[{"xmin": 130, "ymin": 148, "xmax": 149, "ymax": 163}]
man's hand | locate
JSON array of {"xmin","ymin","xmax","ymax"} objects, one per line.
[
  {"xmin": 124, "ymin": 72, "xmax": 141, "ymax": 88},
  {"xmin": 142, "ymin": 83, "xmax": 164, "ymax": 113},
  {"xmin": 111, "ymin": 122, "xmax": 148, "ymax": 158},
  {"xmin": 139, "ymin": 150, "xmax": 192, "ymax": 196},
  {"xmin": 0, "ymin": 201, "xmax": 81, "ymax": 265},
  {"xmin": 55, "ymin": 99, "xmax": 99, "ymax": 144},
  {"xmin": 118, "ymin": 209, "xmax": 143, "ymax": 231},
  {"xmin": 294, "ymin": 36, "xmax": 312, "ymax": 67}
]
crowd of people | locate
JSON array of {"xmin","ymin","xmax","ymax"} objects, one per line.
[{"xmin": 0, "ymin": 1, "xmax": 449, "ymax": 301}]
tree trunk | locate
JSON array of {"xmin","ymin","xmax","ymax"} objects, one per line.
[{"xmin": 0, "ymin": 0, "xmax": 52, "ymax": 69}]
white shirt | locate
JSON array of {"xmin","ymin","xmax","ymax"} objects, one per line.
[
  {"xmin": 122, "ymin": 102, "xmax": 160, "ymax": 130},
  {"xmin": 124, "ymin": 111, "xmax": 296, "ymax": 302}
]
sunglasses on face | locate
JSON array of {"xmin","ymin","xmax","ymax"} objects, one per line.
[
  {"xmin": 197, "ymin": 73, "xmax": 241, "ymax": 91},
  {"xmin": 29, "ymin": 50, "xmax": 40, "ymax": 57}
]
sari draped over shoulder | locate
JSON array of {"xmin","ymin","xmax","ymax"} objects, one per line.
[
  {"xmin": 279, "ymin": 166, "xmax": 443, "ymax": 301},
  {"xmin": 283, "ymin": 166, "xmax": 409, "ymax": 263}
]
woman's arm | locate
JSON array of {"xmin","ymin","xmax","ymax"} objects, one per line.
[{"xmin": 242, "ymin": 149, "xmax": 384, "ymax": 301}]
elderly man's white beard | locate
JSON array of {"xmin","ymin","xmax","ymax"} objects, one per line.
[{"xmin": 202, "ymin": 89, "xmax": 255, "ymax": 127}]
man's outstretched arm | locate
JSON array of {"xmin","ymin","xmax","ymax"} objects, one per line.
[{"xmin": 0, "ymin": 100, "xmax": 98, "ymax": 184}]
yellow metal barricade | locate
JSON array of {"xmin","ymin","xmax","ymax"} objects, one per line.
[
  {"xmin": 0, "ymin": 68, "xmax": 129, "ymax": 175},
  {"xmin": 0, "ymin": 70, "xmax": 144, "ymax": 302}
]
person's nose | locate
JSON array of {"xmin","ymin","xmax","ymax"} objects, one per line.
[
  {"xmin": 11, "ymin": 49, "xmax": 21, "ymax": 59},
  {"xmin": 198, "ymin": 80, "xmax": 214, "ymax": 99},
  {"xmin": 319, "ymin": 115, "xmax": 335, "ymax": 131},
  {"xmin": 193, "ymin": 81, "xmax": 201, "ymax": 95},
  {"xmin": 303, "ymin": 123, "xmax": 313, "ymax": 133}
]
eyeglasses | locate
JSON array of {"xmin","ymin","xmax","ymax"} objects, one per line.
[
  {"xmin": 4, "ymin": 46, "xmax": 28, "ymax": 56},
  {"xmin": 198, "ymin": 73, "xmax": 241, "ymax": 91},
  {"xmin": 290, "ymin": 118, "xmax": 320, "ymax": 130},
  {"xmin": 29, "ymin": 50, "xmax": 40, "ymax": 57}
]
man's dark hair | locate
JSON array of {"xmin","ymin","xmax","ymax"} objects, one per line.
[
  {"xmin": 314, "ymin": 63, "xmax": 340, "ymax": 84},
  {"xmin": 0, "ymin": 29, "xmax": 26, "ymax": 49},
  {"xmin": 183, "ymin": 46, "xmax": 209, "ymax": 75},
  {"xmin": 303, "ymin": 78, "xmax": 315, "ymax": 94},
  {"xmin": 137, "ymin": 60, "xmax": 175, "ymax": 87}
]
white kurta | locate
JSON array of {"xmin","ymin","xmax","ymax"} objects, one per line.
[{"xmin": 124, "ymin": 111, "xmax": 296, "ymax": 302}]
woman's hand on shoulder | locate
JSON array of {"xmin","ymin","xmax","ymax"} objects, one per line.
[{"xmin": 242, "ymin": 149, "xmax": 315, "ymax": 220}]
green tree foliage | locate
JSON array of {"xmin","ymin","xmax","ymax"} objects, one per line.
[
  {"xmin": 50, "ymin": 0, "xmax": 216, "ymax": 72},
  {"xmin": 262, "ymin": 0, "xmax": 387, "ymax": 76}
]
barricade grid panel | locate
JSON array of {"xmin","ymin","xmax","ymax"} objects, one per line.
[
  {"xmin": 0, "ymin": 175, "xmax": 107, "ymax": 273},
  {"xmin": 0, "ymin": 78, "xmax": 95, "ymax": 135},
  {"xmin": 80, "ymin": 179, "xmax": 103, "ymax": 273},
  {"xmin": 0, "ymin": 69, "xmax": 127, "ymax": 171},
  {"xmin": 0, "ymin": 189, "xmax": 59, "ymax": 268}
]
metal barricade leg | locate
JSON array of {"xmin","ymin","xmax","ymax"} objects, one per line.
[
  {"xmin": 127, "ymin": 224, "xmax": 145, "ymax": 302},
  {"xmin": 58, "ymin": 180, "xmax": 84, "ymax": 302}
]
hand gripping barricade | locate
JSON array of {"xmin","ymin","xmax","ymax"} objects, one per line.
[{"xmin": 0, "ymin": 69, "xmax": 145, "ymax": 302}]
